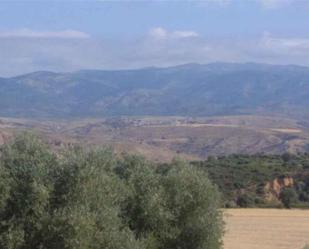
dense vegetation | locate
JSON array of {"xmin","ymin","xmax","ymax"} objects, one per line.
[
  {"xmin": 0, "ymin": 134, "xmax": 223, "ymax": 249},
  {"xmin": 192, "ymin": 154, "xmax": 309, "ymax": 208}
]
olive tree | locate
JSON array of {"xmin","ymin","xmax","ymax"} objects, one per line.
[
  {"xmin": 0, "ymin": 133, "xmax": 56, "ymax": 249},
  {"xmin": 0, "ymin": 134, "xmax": 224, "ymax": 249},
  {"xmin": 118, "ymin": 157, "xmax": 224, "ymax": 249}
]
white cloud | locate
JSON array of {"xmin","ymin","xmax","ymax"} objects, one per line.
[
  {"xmin": 261, "ymin": 32, "xmax": 309, "ymax": 51},
  {"xmin": 149, "ymin": 27, "xmax": 199, "ymax": 40},
  {"xmin": 2, "ymin": 30, "xmax": 309, "ymax": 76},
  {"xmin": 211, "ymin": 0, "xmax": 231, "ymax": 5},
  {"xmin": 148, "ymin": 27, "xmax": 168, "ymax": 39},
  {"xmin": 0, "ymin": 29, "xmax": 90, "ymax": 39},
  {"xmin": 172, "ymin": 30, "xmax": 199, "ymax": 38},
  {"xmin": 194, "ymin": 0, "xmax": 232, "ymax": 7},
  {"xmin": 257, "ymin": 0, "xmax": 294, "ymax": 9},
  {"xmin": 195, "ymin": 0, "xmax": 298, "ymax": 9}
]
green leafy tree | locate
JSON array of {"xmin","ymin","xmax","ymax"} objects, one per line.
[
  {"xmin": 160, "ymin": 160, "xmax": 223, "ymax": 249},
  {"xmin": 119, "ymin": 158, "xmax": 223, "ymax": 249},
  {"xmin": 45, "ymin": 148, "xmax": 141, "ymax": 249},
  {"xmin": 280, "ymin": 188, "xmax": 298, "ymax": 208},
  {"xmin": 237, "ymin": 194, "xmax": 255, "ymax": 208},
  {"xmin": 116, "ymin": 155, "xmax": 169, "ymax": 249},
  {"xmin": 0, "ymin": 134, "xmax": 224, "ymax": 249},
  {"xmin": 0, "ymin": 133, "xmax": 56, "ymax": 249}
]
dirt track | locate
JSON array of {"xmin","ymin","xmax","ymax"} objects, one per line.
[{"xmin": 224, "ymin": 209, "xmax": 309, "ymax": 249}]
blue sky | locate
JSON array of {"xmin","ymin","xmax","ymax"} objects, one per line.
[{"xmin": 1, "ymin": 0, "xmax": 309, "ymax": 76}]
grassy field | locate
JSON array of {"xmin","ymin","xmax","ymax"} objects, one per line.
[{"xmin": 224, "ymin": 209, "xmax": 309, "ymax": 249}]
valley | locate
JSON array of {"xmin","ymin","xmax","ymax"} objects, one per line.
[{"xmin": 0, "ymin": 115, "xmax": 308, "ymax": 161}]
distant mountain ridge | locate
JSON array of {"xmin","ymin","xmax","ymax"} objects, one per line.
[{"xmin": 1, "ymin": 62, "xmax": 309, "ymax": 119}]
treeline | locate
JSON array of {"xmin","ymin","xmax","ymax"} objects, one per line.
[
  {"xmin": 0, "ymin": 134, "xmax": 223, "ymax": 249},
  {"xmin": 191, "ymin": 154, "xmax": 309, "ymax": 208}
]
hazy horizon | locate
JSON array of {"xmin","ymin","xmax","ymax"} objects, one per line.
[
  {"xmin": 2, "ymin": 0, "xmax": 309, "ymax": 76},
  {"xmin": 3, "ymin": 61, "xmax": 309, "ymax": 78}
]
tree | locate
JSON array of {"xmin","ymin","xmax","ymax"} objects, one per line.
[
  {"xmin": 237, "ymin": 194, "xmax": 255, "ymax": 208},
  {"xmin": 117, "ymin": 155, "xmax": 172, "ymax": 249},
  {"xmin": 281, "ymin": 152, "xmax": 292, "ymax": 163},
  {"xmin": 0, "ymin": 134, "xmax": 224, "ymax": 249},
  {"xmin": 118, "ymin": 158, "xmax": 224, "ymax": 249},
  {"xmin": 280, "ymin": 188, "xmax": 298, "ymax": 208},
  {"xmin": 0, "ymin": 133, "xmax": 56, "ymax": 249},
  {"xmin": 160, "ymin": 160, "xmax": 223, "ymax": 249},
  {"xmin": 45, "ymin": 147, "xmax": 141, "ymax": 249}
]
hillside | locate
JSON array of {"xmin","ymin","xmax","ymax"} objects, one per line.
[
  {"xmin": 1, "ymin": 63, "xmax": 309, "ymax": 119},
  {"xmin": 192, "ymin": 154, "xmax": 309, "ymax": 208},
  {"xmin": 0, "ymin": 115, "xmax": 309, "ymax": 161}
]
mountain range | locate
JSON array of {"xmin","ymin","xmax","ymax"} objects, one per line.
[{"xmin": 1, "ymin": 62, "xmax": 309, "ymax": 119}]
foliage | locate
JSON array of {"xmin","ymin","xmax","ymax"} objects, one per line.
[
  {"xmin": 158, "ymin": 160, "xmax": 223, "ymax": 249},
  {"xmin": 191, "ymin": 154, "xmax": 309, "ymax": 208},
  {"xmin": 237, "ymin": 194, "xmax": 255, "ymax": 208},
  {"xmin": 0, "ymin": 133, "xmax": 223, "ymax": 249},
  {"xmin": 280, "ymin": 188, "xmax": 298, "ymax": 209}
]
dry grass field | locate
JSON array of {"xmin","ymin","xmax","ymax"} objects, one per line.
[{"xmin": 224, "ymin": 209, "xmax": 309, "ymax": 249}]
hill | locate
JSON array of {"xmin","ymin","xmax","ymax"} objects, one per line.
[
  {"xmin": 192, "ymin": 154, "xmax": 309, "ymax": 208},
  {"xmin": 1, "ymin": 63, "xmax": 309, "ymax": 119},
  {"xmin": 0, "ymin": 115, "xmax": 309, "ymax": 161}
]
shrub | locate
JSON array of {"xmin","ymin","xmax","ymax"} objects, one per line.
[
  {"xmin": 225, "ymin": 200, "xmax": 237, "ymax": 208},
  {"xmin": 280, "ymin": 188, "xmax": 298, "ymax": 208},
  {"xmin": 237, "ymin": 194, "xmax": 255, "ymax": 207}
]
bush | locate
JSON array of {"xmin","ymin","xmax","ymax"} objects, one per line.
[
  {"xmin": 225, "ymin": 200, "xmax": 237, "ymax": 208},
  {"xmin": 237, "ymin": 194, "xmax": 255, "ymax": 207},
  {"xmin": 280, "ymin": 188, "xmax": 298, "ymax": 208},
  {"xmin": 0, "ymin": 134, "xmax": 224, "ymax": 249}
]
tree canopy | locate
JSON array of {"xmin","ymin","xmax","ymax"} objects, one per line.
[{"xmin": 0, "ymin": 133, "xmax": 223, "ymax": 249}]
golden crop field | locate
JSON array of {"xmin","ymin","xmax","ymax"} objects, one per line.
[{"xmin": 224, "ymin": 209, "xmax": 309, "ymax": 249}]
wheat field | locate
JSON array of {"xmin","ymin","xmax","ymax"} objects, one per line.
[{"xmin": 224, "ymin": 209, "xmax": 309, "ymax": 249}]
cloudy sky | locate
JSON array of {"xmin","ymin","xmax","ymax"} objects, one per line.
[{"xmin": 1, "ymin": 0, "xmax": 309, "ymax": 76}]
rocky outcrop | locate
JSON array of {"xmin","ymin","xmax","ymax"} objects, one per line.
[
  {"xmin": 264, "ymin": 176, "xmax": 294, "ymax": 201},
  {"xmin": 0, "ymin": 132, "xmax": 10, "ymax": 145}
]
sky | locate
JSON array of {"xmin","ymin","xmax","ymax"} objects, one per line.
[{"xmin": 1, "ymin": 0, "xmax": 309, "ymax": 76}]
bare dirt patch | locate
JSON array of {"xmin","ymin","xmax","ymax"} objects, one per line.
[{"xmin": 270, "ymin": 128, "xmax": 302, "ymax": 133}]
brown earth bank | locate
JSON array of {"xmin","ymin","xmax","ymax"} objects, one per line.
[
  {"xmin": 224, "ymin": 209, "xmax": 309, "ymax": 249},
  {"xmin": 264, "ymin": 176, "xmax": 295, "ymax": 201}
]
